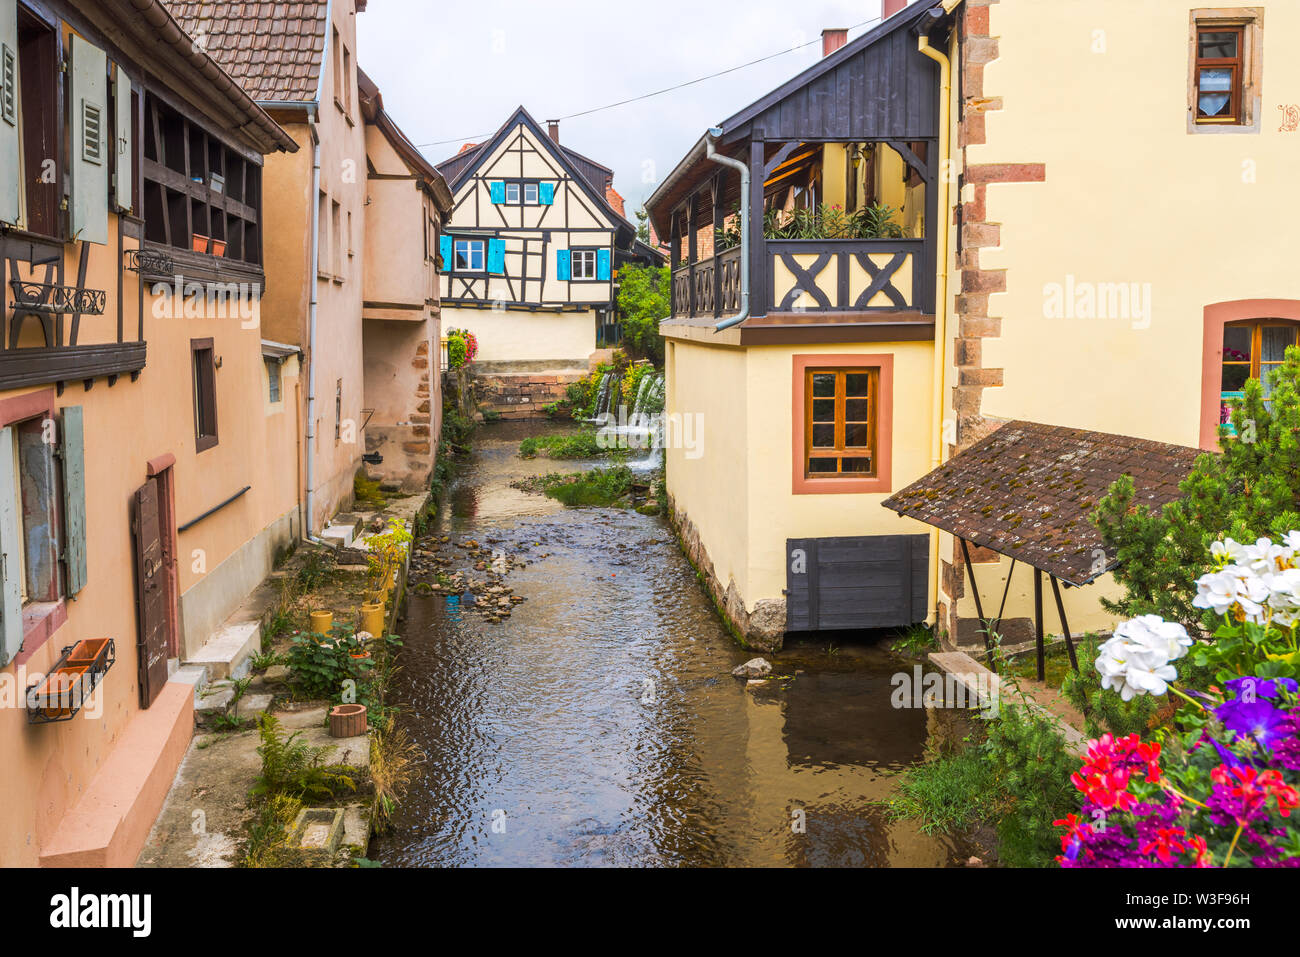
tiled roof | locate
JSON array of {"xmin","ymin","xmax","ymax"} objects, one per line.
[
  {"xmin": 164, "ymin": 1, "xmax": 329, "ymax": 104},
  {"xmin": 882, "ymin": 421, "xmax": 1205, "ymax": 586}
]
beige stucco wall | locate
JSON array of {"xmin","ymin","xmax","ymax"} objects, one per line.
[
  {"xmin": 0, "ymin": 211, "xmax": 300, "ymax": 866},
  {"xmin": 665, "ymin": 335, "xmax": 935, "ymax": 617},
  {"xmin": 443, "ymin": 304, "xmax": 596, "ymax": 367},
  {"xmin": 939, "ymin": 0, "xmax": 1300, "ymax": 639}
]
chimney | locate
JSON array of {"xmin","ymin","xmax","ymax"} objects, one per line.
[
  {"xmin": 821, "ymin": 28, "xmax": 848, "ymax": 57},
  {"xmin": 547, "ymin": 120, "xmax": 560, "ymax": 144},
  {"xmin": 883, "ymin": 0, "xmax": 910, "ymax": 18}
]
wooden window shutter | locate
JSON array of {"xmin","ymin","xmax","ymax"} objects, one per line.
[
  {"xmin": 438, "ymin": 233, "xmax": 451, "ymax": 267},
  {"xmin": 556, "ymin": 248, "xmax": 571, "ymax": 280},
  {"xmin": 0, "ymin": 426, "xmax": 22, "ymax": 666},
  {"xmin": 596, "ymin": 248, "xmax": 611, "ymax": 281},
  {"xmin": 489, "ymin": 180, "xmax": 505, "ymax": 204},
  {"xmin": 0, "ymin": 0, "xmax": 19, "ymax": 226},
  {"xmin": 487, "ymin": 238, "xmax": 505, "ymax": 274},
  {"xmin": 58, "ymin": 406, "xmax": 88, "ymax": 596},
  {"xmin": 113, "ymin": 65, "xmax": 132, "ymax": 212},
  {"xmin": 70, "ymin": 34, "xmax": 108, "ymax": 245},
  {"xmin": 539, "ymin": 181, "xmax": 555, "ymax": 205}
]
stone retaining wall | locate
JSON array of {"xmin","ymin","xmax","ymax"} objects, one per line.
[{"xmin": 474, "ymin": 372, "xmax": 585, "ymax": 420}]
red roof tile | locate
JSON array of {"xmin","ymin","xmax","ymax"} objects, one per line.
[{"xmin": 164, "ymin": 1, "xmax": 329, "ymax": 104}]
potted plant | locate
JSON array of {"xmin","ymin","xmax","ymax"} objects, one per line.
[
  {"xmin": 211, "ymin": 238, "xmax": 227, "ymax": 258},
  {"xmin": 192, "ymin": 233, "xmax": 210, "ymax": 254}
]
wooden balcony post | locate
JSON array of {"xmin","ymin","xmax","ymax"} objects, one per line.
[
  {"xmin": 712, "ymin": 171, "xmax": 724, "ymax": 319},
  {"xmin": 687, "ymin": 190, "xmax": 698, "ymax": 317},
  {"xmin": 748, "ymin": 135, "xmax": 767, "ymax": 319}
]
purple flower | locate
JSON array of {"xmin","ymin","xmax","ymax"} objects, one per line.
[
  {"xmin": 1225, "ymin": 677, "xmax": 1298, "ymax": 701},
  {"xmin": 1217, "ymin": 698, "xmax": 1289, "ymax": 749}
]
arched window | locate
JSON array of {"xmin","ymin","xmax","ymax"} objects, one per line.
[{"xmin": 1201, "ymin": 301, "xmax": 1300, "ymax": 450}]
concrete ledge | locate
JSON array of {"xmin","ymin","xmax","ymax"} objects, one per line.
[
  {"xmin": 39, "ymin": 681, "xmax": 194, "ymax": 867},
  {"xmin": 186, "ymin": 620, "xmax": 261, "ymax": 681}
]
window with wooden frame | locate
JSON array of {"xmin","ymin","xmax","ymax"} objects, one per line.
[
  {"xmin": 1220, "ymin": 320, "xmax": 1298, "ymax": 424},
  {"xmin": 10, "ymin": 4, "xmax": 60, "ymax": 236},
  {"xmin": 805, "ymin": 368, "xmax": 878, "ymax": 478},
  {"xmin": 191, "ymin": 338, "xmax": 218, "ymax": 452},
  {"xmin": 1189, "ymin": 10, "xmax": 1262, "ymax": 133}
]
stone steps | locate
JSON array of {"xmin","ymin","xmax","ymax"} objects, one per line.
[{"xmin": 185, "ymin": 619, "xmax": 261, "ymax": 681}]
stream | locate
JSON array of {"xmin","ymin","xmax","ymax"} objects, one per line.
[{"xmin": 372, "ymin": 420, "xmax": 972, "ymax": 867}]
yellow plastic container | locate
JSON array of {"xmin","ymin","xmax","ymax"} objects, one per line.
[{"xmin": 309, "ymin": 610, "xmax": 333, "ymax": 637}]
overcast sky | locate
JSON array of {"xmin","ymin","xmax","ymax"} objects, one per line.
[{"xmin": 357, "ymin": 0, "xmax": 892, "ymax": 214}]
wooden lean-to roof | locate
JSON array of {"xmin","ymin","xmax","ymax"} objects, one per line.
[
  {"xmin": 881, "ymin": 421, "xmax": 1205, "ymax": 586},
  {"xmin": 164, "ymin": 0, "xmax": 330, "ymax": 104}
]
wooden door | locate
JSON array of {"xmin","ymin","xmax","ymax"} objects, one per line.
[{"xmin": 132, "ymin": 478, "xmax": 169, "ymax": 707}]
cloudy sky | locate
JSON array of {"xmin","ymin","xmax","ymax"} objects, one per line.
[{"xmin": 357, "ymin": 0, "xmax": 892, "ymax": 214}]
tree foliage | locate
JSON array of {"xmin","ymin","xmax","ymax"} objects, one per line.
[
  {"xmin": 615, "ymin": 263, "xmax": 669, "ymax": 362},
  {"xmin": 1093, "ymin": 344, "xmax": 1300, "ymax": 629}
]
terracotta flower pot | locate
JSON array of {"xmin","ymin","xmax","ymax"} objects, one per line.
[
  {"xmin": 67, "ymin": 638, "xmax": 110, "ymax": 671},
  {"xmin": 328, "ymin": 703, "xmax": 367, "ymax": 738},
  {"xmin": 210, "ymin": 239, "xmax": 227, "ymax": 258},
  {"xmin": 42, "ymin": 666, "xmax": 88, "ymax": 719},
  {"xmin": 192, "ymin": 233, "xmax": 210, "ymax": 254}
]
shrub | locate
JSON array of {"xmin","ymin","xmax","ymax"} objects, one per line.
[
  {"xmin": 252, "ymin": 714, "xmax": 358, "ymax": 801},
  {"xmin": 615, "ymin": 265, "xmax": 668, "ymax": 362}
]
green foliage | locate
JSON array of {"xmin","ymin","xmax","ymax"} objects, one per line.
[
  {"xmin": 243, "ymin": 793, "xmax": 303, "ymax": 868},
  {"xmin": 287, "ymin": 626, "xmax": 374, "ymax": 701},
  {"xmin": 891, "ymin": 746, "xmax": 998, "ymax": 834},
  {"xmin": 294, "ymin": 549, "xmax": 333, "ymax": 592},
  {"xmin": 251, "ymin": 714, "xmax": 358, "ymax": 802},
  {"xmin": 634, "ymin": 206, "xmax": 651, "ymax": 244},
  {"xmin": 891, "ymin": 623, "xmax": 937, "ymax": 656},
  {"xmin": 441, "ymin": 404, "xmax": 476, "ymax": 449},
  {"xmin": 984, "ymin": 704, "xmax": 1079, "ymax": 867},
  {"xmin": 530, "ymin": 465, "xmax": 635, "ymax": 508},
  {"xmin": 518, "ymin": 428, "xmax": 608, "ymax": 459},
  {"xmin": 763, "ymin": 202, "xmax": 905, "ymax": 240},
  {"xmin": 1093, "ymin": 344, "xmax": 1300, "ymax": 630},
  {"xmin": 615, "ymin": 264, "xmax": 669, "ymax": 362}
]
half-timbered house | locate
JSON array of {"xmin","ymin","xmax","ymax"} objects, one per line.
[
  {"xmin": 0, "ymin": 0, "xmax": 299, "ymax": 866},
  {"xmin": 436, "ymin": 108, "xmax": 659, "ymax": 415}
]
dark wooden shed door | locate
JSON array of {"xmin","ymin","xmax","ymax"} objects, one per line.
[
  {"xmin": 132, "ymin": 478, "xmax": 170, "ymax": 707},
  {"xmin": 786, "ymin": 534, "xmax": 930, "ymax": 632}
]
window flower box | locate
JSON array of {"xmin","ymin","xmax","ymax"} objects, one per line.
[
  {"xmin": 25, "ymin": 639, "xmax": 116, "ymax": 724},
  {"xmin": 192, "ymin": 233, "xmax": 211, "ymax": 254}
]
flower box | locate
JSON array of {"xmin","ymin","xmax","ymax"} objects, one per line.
[
  {"xmin": 210, "ymin": 239, "xmax": 227, "ymax": 258},
  {"xmin": 25, "ymin": 639, "xmax": 116, "ymax": 724},
  {"xmin": 192, "ymin": 233, "xmax": 210, "ymax": 254},
  {"xmin": 66, "ymin": 637, "xmax": 112, "ymax": 673},
  {"xmin": 31, "ymin": 666, "xmax": 87, "ymax": 720}
]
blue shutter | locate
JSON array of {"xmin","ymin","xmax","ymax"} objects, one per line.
[
  {"xmin": 487, "ymin": 238, "xmax": 505, "ymax": 274},
  {"xmin": 596, "ymin": 249, "xmax": 611, "ymax": 281},
  {"xmin": 60, "ymin": 406, "xmax": 87, "ymax": 596},
  {"xmin": 539, "ymin": 182, "xmax": 555, "ymax": 205},
  {"xmin": 556, "ymin": 249, "xmax": 571, "ymax": 281},
  {"xmin": 0, "ymin": 426, "xmax": 21, "ymax": 665},
  {"xmin": 489, "ymin": 181, "xmax": 505, "ymax": 204},
  {"xmin": 438, "ymin": 234, "xmax": 452, "ymax": 267}
]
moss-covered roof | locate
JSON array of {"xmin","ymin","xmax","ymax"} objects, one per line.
[{"xmin": 881, "ymin": 421, "xmax": 1204, "ymax": 585}]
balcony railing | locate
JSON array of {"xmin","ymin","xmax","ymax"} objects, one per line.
[
  {"xmin": 670, "ymin": 246, "xmax": 743, "ymax": 320},
  {"xmin": 767, "ymin": 238, "xmax": 930, "ymax": 314},
  {"xmin": 670, "ymin": 238, "xmax": 932, "ymax": 321}
]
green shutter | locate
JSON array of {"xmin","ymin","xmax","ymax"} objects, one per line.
[
  {"xmin": 60, "ymin": 406, "xmax": 87, "ymax": 596},
  {"xmin": 489, "ymin": 181, "xmax": 505, "ymax": 204},
  {"xmin": 113, "ymin": 65, "xmax": 132, "ymax": 213},
  {"xmin": 0, "ymin": 426, "xmax": 22, "ymax": 666},
  {"xmin": 70, "ymin": 34, "xmax": 108, "ymax": 245},
  {"xmin": 0, "ymin": 0, "xmax": 19, "ymax": 226},
  {"xmin": 556, "ymin": 248, "xmax": 571, "ymax": 281}
]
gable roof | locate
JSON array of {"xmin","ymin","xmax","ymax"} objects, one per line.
[
  {"xmin": 882, "ymin": 421, "xmax": 1204, "ymax": 586},
  {"xmin": 435, "ymin": 105, "xmax": 638, "ymax": 240},
  {"xmin": 357, "ymin": 66, "xmax": 454, "ymax": 213},
  {"xmin": 164, "ymin": 0, "xmax": 330, "ymax": 104}
]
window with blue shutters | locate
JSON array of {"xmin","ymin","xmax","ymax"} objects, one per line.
[
  {"xmin": 487, "ymin": 238, "xmax": 505, "ymax": 274},
  {"xmin": 489, "ymin": 181, "xmax": 505, "ymax": 204},
  {"xmin": 556, "ymin": 248, "xmax": 571, "ymax": 281},
  {"xmin": 596, "ymin": 249, "xmax": 611, "ymax": 281}
]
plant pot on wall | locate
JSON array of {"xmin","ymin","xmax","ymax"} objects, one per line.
[
  {"xmin": 192, "ymin": 233, "xmax": 211, "ymax": 254},
  {"xmin": 328, "ymin": 703, "xmax": 367, "ymax": 738},
  {"xmin": 210, "ymin": 239, "xmax": 227, "ymax": 258}
]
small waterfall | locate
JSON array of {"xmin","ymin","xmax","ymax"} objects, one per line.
[{"xmin": 592, "ymin": 372, "xmax": 614, "ymax": 418}]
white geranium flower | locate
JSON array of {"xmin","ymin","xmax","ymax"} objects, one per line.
[
  {"xmin": 1211, "ymin": 538, "xmax": 1247, "ymax": 566},
  {"xmin": 1282, "ymin": 530, "xmax": 1300, "ymax": 553},
  {"xmin": 1095, "ymin": 616, "xmax": 1189, "ymax": 700},
  {"xmin": 1192, "ymin": 565, "xmax": 1270, "ymax": 623},
  {"xmin": 1118, "ymin": 614, "xmax": 1192, "ymax": 661}
]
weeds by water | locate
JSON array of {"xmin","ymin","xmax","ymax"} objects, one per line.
[
  {"xmin": 513, "ymin": 465, "xmax": 636, "ymax": 508},
  {"xmin": 891, "ymin": 623, "xmax": 936, "ymax": 656},
  {"xmin": 519, "ymin": 428, "xmax": 610, "ymax": 459},
  {"xmin": 251, "ymin": 713, "xmax": 359, "ymax": 802}
]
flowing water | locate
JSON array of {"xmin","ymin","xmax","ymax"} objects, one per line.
[{"xmin": 373, "ymin": 420, "xmax": 970, "ymax": 867}]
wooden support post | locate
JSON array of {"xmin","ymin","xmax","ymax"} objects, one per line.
[
  {"xmin": 1033, "ymin": 566, "xmax": 1045, "ymax": 682},
  {"xmin": 712, "ymin": 172, "xmax": 724, "ymax": 318},
  {"xmin": 1050, "ymin": 575, "xmax": 1080, "ymax": 672},
  {"xmin": 996, "ymin": 557, "xmax": 1017, "ymax": 622},
  {"xmin": 959, "ymin": 538, "xmax": 992, "ymax": 660}
]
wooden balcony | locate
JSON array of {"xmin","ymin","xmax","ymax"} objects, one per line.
[
  {"xmin": 670, "ymin": 246, "xmax": 743, "ymax": 320},
  {"xmin": 767, "ymin": 238, "xmax": 931, "ymax": 314}
]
